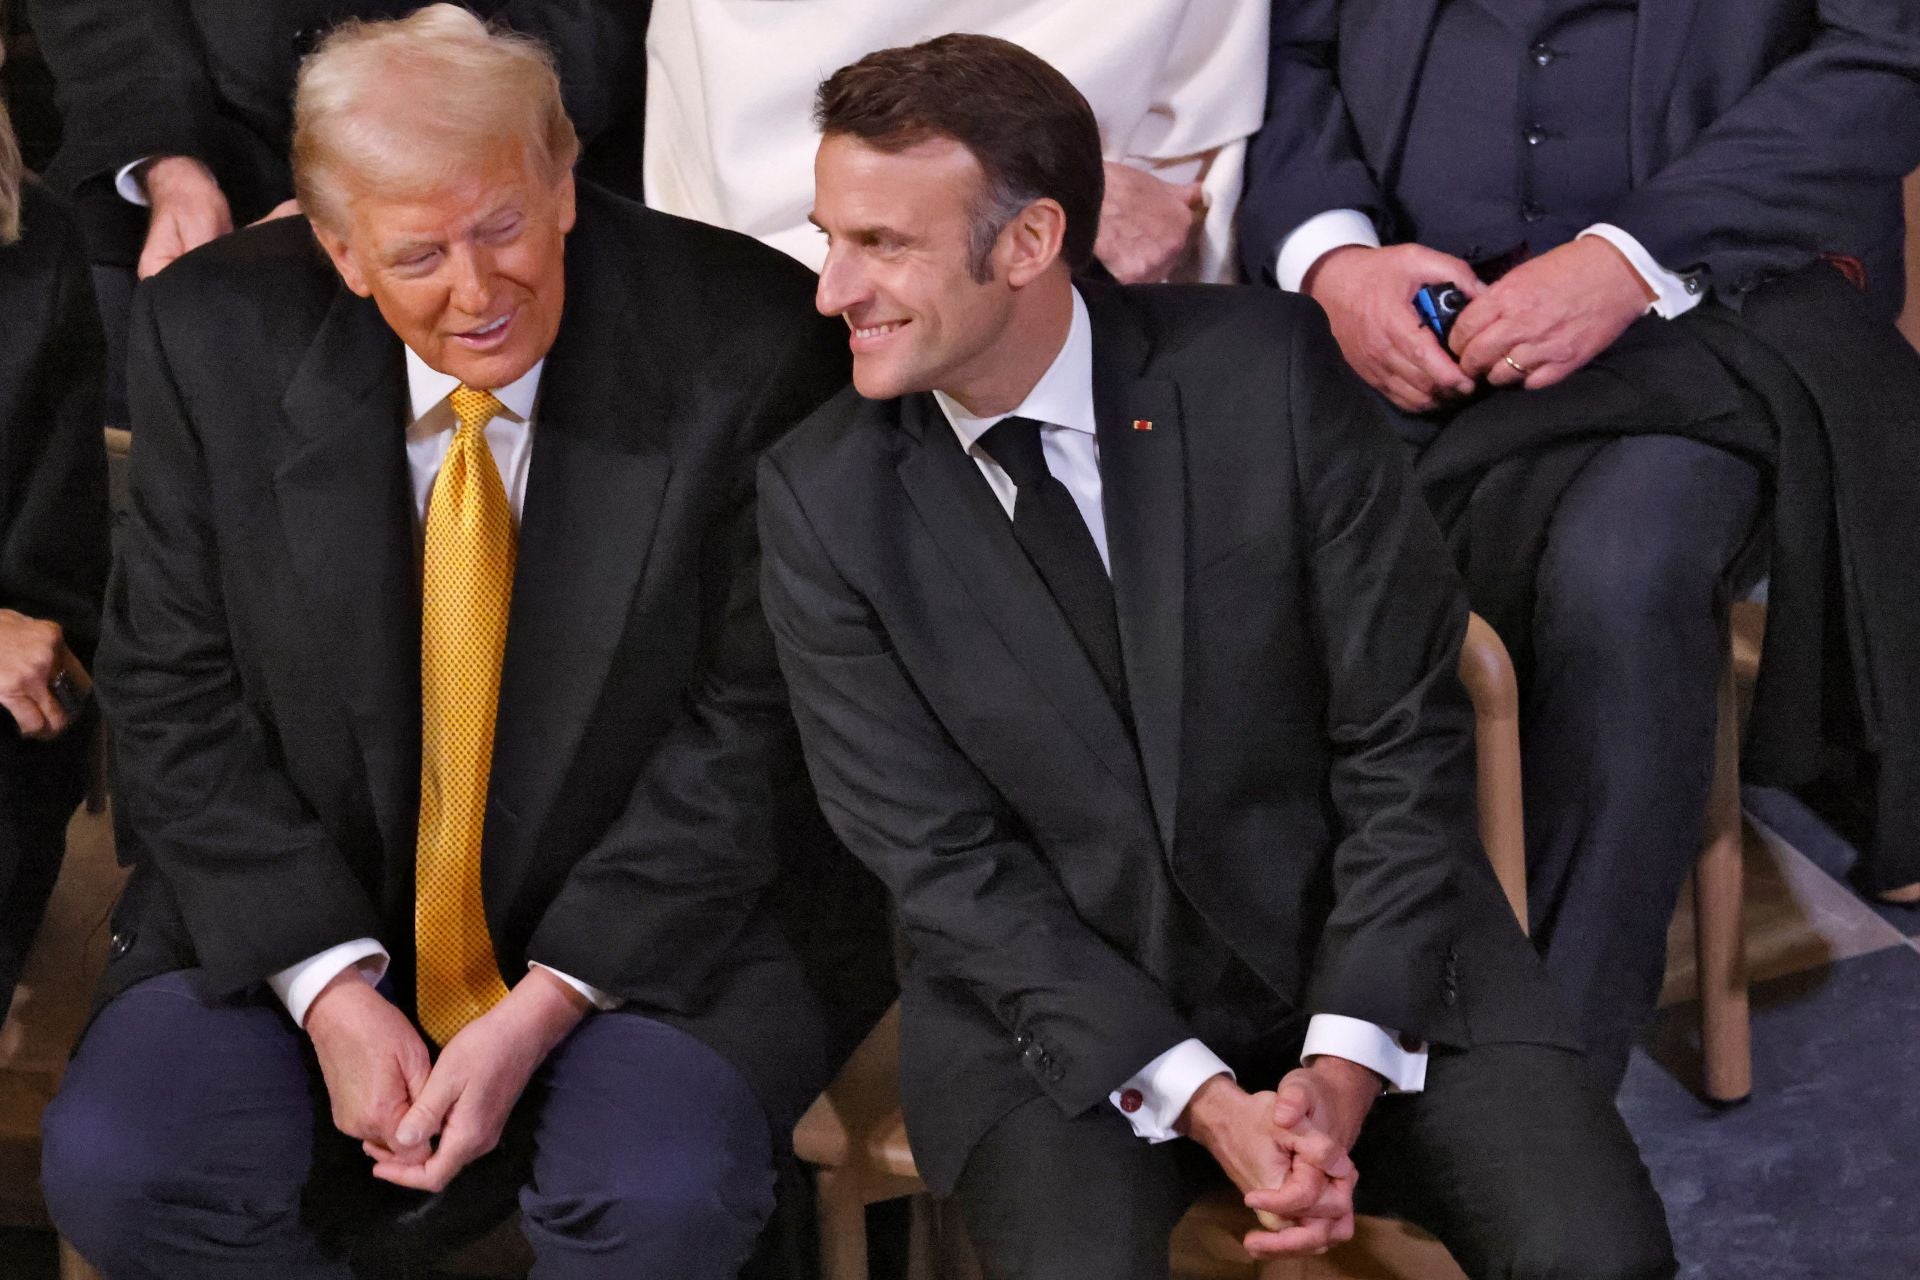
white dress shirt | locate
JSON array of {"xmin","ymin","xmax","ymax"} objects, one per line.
[
  {"xmin": 932, "ymin": 289, "xmax": 1428, "ymax": 1144},
  {"xmin": 1275, "ymin": 209, "xmax": 1703, "ymax": 319},
  {"xmin": 644, "ymin": 0, "xmax": 1267, "ymax": 282},
  {"xmin": 266, "ymin": 349, "xmax": 619, "ymax": 1026}
]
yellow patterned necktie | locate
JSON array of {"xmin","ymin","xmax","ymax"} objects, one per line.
[{"xmin": 415, "ymin": 385, "xmax": 515, "ymax": 1045}]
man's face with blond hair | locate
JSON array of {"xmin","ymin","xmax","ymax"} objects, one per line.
[{"xmin": 313, "ymin": 139, "xmax": 575, "ymax": 390}]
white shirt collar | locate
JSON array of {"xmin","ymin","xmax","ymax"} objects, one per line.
[
  {"xmin": 933, "ymin": 287, "xmax": 1095, "ymax": 451},
  {"xmin": 402, "ymin": 345, "xmax": 544, "ymax": 429}
]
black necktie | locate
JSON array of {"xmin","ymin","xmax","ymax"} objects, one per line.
[{"xmin": 975, "ymin": 416, "xmax": 1130, "ymax": 719}]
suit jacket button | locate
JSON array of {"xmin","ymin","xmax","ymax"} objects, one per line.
[
  {"xmin": 1441, "ymin": 984, "xmax": 1458, "ymax": 1007},
  {"xmin": 1119, "ymin": 1088, "xmax": 1144, "ymax": 1113},
  {"xmin": 1014, "ymin": 1031, "xmax": 1032, "ymax": 1049},
  {"xmin": 1047, "ymin": 1063, "xmax": 1066, "ymax": 1083},
  {"xmin": 108, "ymin": 930, "xmax": 134, "ymax": 957}
]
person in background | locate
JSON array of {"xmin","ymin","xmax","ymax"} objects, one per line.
[
  {"xmin": 1239, "ymin": 0, "xmax": 1920, "ymax": 1096},
  {"xmin": 644, "ymin": 0, "xmax": 1264, "ymax": 283},
  {"xmin": 39, "ymin": 9, "xmax": 851, "ymax": 1276},
  {"xmin": 0, "ymin": 43, "xmax": 109, "ymax": 1024},
  {"xmin": 24, "ymin": 0, "xmax": 650, "ymax": 421},
  {"xmin": 762, "ymin": 34, "xmax": 1674, "ymax": 1280}
]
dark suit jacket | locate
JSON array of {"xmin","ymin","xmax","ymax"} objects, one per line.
[
  {"xmin": 758, "ymin": 283, "xmax": 1574, "ymax": 1195},
  {"xmin": 95, "ymin": 182, "xmax": 854, "ymax": 1130},
  {"xmin": 0, "ymin": 180, "xmax": 109, "ymax": 1008},
  {"xmin": 27, "ymin": 0, "xmax": 650, "ymax": 266},
  {"xmin": 1239, "ymin": 0, "xmax": 1920, "ymax": 315}
]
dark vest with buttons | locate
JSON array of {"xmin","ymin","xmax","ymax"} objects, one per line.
[{"xmin": 1395, "ymin": 0, "xmax": 1638, "ymax": 268}]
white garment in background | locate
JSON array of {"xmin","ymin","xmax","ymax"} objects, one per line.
[{"xmin": 643, "ymin": 0, "xmax": 1267, "ymax": 282}]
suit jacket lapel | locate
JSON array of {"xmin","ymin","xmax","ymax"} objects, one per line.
[
  {"xmin": 488, "ymin": 229, "xmax": 673, "ymax": 859},
  {"xmin": 1628, "ymin": 0, "xmax": 1704, "ymax": 184},
  {"xmin": 1351, "ymin": 0, "xmax": 1444, "ymax": 193},
  {"xmin": 895, "ymin": 394, "xmax": 1142, "ymax": 799},
  {"xmin": 274, "ymin": 287, "xmax": 420, "ymax": 870},
  {"xmin": 1086, "ymin": 288, "xmax": 1186, "ymax": 853}
]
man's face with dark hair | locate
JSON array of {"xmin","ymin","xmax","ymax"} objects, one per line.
[{"xmin": 811, "ymin": 133, "xmax": 1020, "ymax": 404}]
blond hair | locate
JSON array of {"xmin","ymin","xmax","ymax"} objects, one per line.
[
  {"xmin": 291, "ymin": 3, "xmax": 579, "ymax": 233},
  {"xmin": 0, "ymin": 36, "xmax": 21, "ymax": 246}
]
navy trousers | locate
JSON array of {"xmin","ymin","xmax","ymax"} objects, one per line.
[
  {"xmin": 1392, "ymin": 402, "xmax": 1766, "ymax": 1093},
  {"xmin": 1516, "ymin": 435, "xmax": 1763, "ymax": 1091},
  {"xmin": 41, "ymin": 972, "xmax": 777, "ymax": 1279}
]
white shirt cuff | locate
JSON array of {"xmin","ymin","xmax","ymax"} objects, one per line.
[
  {"xmin": 1302, "ymin": 1014, "xmax": 1428, "ymax": 1093},
  {"xmin": 1276, "ymin": 208, "xmax": 1382, "ymax": 293},
  {"xmin": 115, "ymin": 158, "xmax": 155, "ymax": 208},
  {"xmin": 1579, "ymin": 223, "xmax": 1704, "ymax": 319},
  {"xmin": 1110, "ymin": 1038, "xmax": 1235, "ymax": 1143},
  {"xmin": 529, "ymin": 962, "xmax": 622, "ymax": 1011},
  {"xmin": 269, "ymin": 938, "xmax": 390, "ymax": 1028}
]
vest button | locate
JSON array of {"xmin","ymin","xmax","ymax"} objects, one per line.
[
  {"xmin": 1530, "ymin": 42, "xmax": 1556, "ymax": 67},
  {"xmin": 1524, "ymin": 125, "xmax": 1550, "ymax": 147},
  {"xmin": 1521, "ymin": 201, "xmax": 1548, "ymax": 223}
]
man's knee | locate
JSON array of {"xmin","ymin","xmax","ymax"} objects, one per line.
[
  {"xmin": 1500, "ymin": 1226, "xmax": 1677, "ymax": 1280},
  {"xmin": 41, "ymin": 1080, "xmax": 315, "ymax": 1272},
  {"xmin": 1534, "ymin": 525, "xmax": 1724, "ymax": 658},
  {"xmin": 521, "ymin": 1145, "xmax": 776, "ymax": 1272},
  {"xmin": 40, "ymin": 1083, "xmax": 151, "ymax": 1265},
  {"xmin": 1532, "ymin": 439, "xmax": 1760, "ymax": 660}
]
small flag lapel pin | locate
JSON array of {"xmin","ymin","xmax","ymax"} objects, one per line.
[{"xmin": 1132, "ymin": 418, "xmax": 1154, "ymax": 431}]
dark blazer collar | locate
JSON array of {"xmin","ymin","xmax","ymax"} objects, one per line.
[
  {"xmin": 487, "ymin": 201, "xmax": 673, "ymax": 862},
  {"xmin": 276, "ymin": 285, "xmax": 421, "ymax": 875},
  {"xmin": 1083, "ymin": 284, "xmax": 1187, "ymax": 852},
  {"xmin": 894, "ymin": 283, "xmax": 1188, "ymax": 850},
  {"xmin": 272, "ymin": 196, "xmax": 674, "ymax": 874}
]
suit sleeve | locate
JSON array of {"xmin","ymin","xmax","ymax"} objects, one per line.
[
  {"xmin": 95, "ymin": 283, "xmax": 384, "ymax": 997},
  {"xmin": 757, "ymin": 455, "xmax": 1195, "ymax": 1120},
  {"xmin": 1237, "ymin": 0, "xmax": 1390, "ymax": 284},
  {"xmin": 521, "ymin": 312, "xmax": 843, "ymax": 1011},
  {"xmin": 0, "ymin": 194, "xmax": 109, "ymax": 667},
  {"xmin": 1604, "ymin": 0, "xmax": 1920, "ymax": 299},
  {"xmin": 27, "ymin": 0, "xmax": 218, "ymax": 196},
  {"xmin": 0, "ymin": 190, "xmax": 110, "ymax": 917},
  {"xmin": 1284, "ymin": 306, "xmax": 1480, "ymax": 1040}
]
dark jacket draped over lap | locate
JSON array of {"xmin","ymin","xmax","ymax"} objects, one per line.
[{"xmin": 1416, "ymin": 265, "xmax": 1920, "ymax": 891}]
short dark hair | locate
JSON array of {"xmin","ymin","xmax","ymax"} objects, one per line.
[{"xmin": 814, "ymin": 33, "xmax": 1104, "ymax": 279}]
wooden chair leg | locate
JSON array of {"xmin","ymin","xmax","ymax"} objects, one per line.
[
  {"xmin": 58, "ymin": 1238, "xmax": 102, "ymax": 1280},
  {"xmin": 815, "ymin": 1167, "xmax": 871, "ymax": 1280},
  {"xmin": 1460, "ymin": 614, "xmax": 1529, "ymax": 933},
  {"xmin": 1695, "ymin": 657, "xmax": 1752, "ymax": 1104}
]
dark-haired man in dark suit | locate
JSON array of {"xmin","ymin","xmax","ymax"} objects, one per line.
[
  {"xmin": 1240, "ymin": 0, "xmax": 1920, "ymax": 1094},
  {"xmin": 762, "ymin": 33, "xmax": 1674, "ymax": 1280}
]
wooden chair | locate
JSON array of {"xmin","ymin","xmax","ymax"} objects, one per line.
[
  {"xmin": 792, "ymin": 614, "xmax": 1528, "ymax": 1280},
  {"xmin": 1691, "ymin": 600, "xmax": 1764, "ymax": 1105}
]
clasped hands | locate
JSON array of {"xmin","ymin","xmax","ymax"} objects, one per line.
[
  {"xmin": 1178, "ymin": 1057, "xmax": 1381, "ymax": 1258},
  {"xmin": 1305, "ymin": 236, "xmax": 1658, "ymax": 414},
  {"xmin": 304, "ymin": 965, "xmax": 588, "ymax": 1194}
]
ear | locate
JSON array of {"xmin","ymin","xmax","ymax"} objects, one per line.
[
  {"xmin": 1000, "ymin": 197, "xmax": 1067, "ymax": 289},
  {"xmin": 312, "ymin": 221, "xmax": 373, "ymax": 298},
  {"xmin": 555, "ymin": 170, "xmax": 577, "ymax": 235}
]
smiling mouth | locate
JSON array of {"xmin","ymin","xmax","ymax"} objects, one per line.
[
  {"xmin": 849, "ymin": 319, "xmax": 908, "ymax": 343},
  {"xmin": 453, "ymin": 310, "xmax": 516, "ymax": 348}
]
